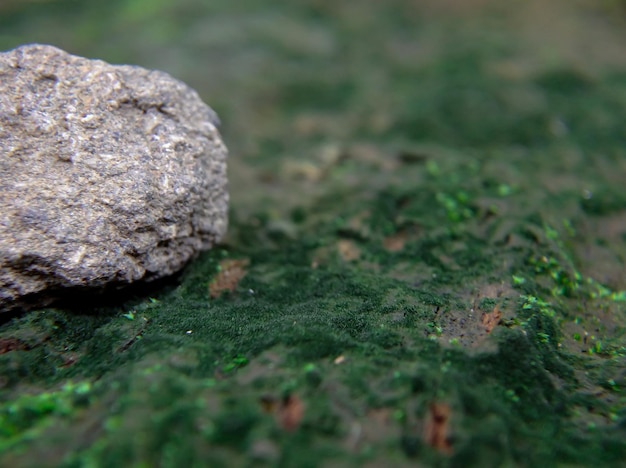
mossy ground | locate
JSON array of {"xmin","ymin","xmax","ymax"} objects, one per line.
[{"xmin": 1, "ymin": 0, "xmax": 626, "ymax": 466}]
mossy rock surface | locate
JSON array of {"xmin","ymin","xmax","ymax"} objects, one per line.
[{"xmin": 1, "ymin": 0, "xmax": 626, "ymax": 466}]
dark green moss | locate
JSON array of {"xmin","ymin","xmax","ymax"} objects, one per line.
[
  {"xmin": 279, "ymin": 78, "xmax": 356, "ymax": 112},
  {"xmin": 535, "ymin": 68, "xmax": 595, "ymax": 94},
  {"xmin": 580, "ymin": 188, "xmax": 626, "ymax": 216}
]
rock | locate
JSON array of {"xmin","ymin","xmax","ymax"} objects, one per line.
[{"xmin": 0, "ymin": 44, "xmax": 228, "ymax": 313}]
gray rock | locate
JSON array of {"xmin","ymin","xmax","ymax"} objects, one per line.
[{"xmin": 0, "ymin": 44, "xmax": 228, "ymax": 312}]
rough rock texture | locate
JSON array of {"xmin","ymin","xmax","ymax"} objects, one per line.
[{"xmin": 0, "ymin": 44, "xmax": 228, "ymax": 312}]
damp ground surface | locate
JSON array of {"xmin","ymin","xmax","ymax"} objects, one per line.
[{"xmin": 1, "ymin": 0, "xmax": 626, "ymax": 466}]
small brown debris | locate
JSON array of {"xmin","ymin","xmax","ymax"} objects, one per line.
[
  {"xmin": 333, "ymin": 355, "xmax": 346, "ymax": 365},
  {"xmin": 337, "ymin": 240, "xmax": 361, "ymax": 261},
  {"xmin": 423, "ymin": 402, "xmax": 452, "ymax": 455},
  {"xmin": 260, "ymin": 394, "xmax": 305, "ymax": 432},
  {"xmin": 0, "ymin": 337, "xmax": 30, "ymax": 354},
  {"xmin": 260, "ymin": 395, "xmax": 278, "ymax": 414},
  {"xmin": 209, "ymin": 258, "xmax": 250, "ymax": 298},
  {"xmin": 61, "ymin": 352, "xmax": 79, "ymax": 368},
  {"xmin": 481, "ymin": 304, "xmax": 502, "ymax": 334},
  {"xmin": 383, "ymin": 230, "xmax": 408, "ymax": 252},
  {"xmin": 278, "ymin": 394, "xmax": 304, "ymax": 432}
]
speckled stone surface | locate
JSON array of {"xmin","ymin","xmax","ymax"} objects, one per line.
[{"xmin": 0, "ymin": 44, "xmax": 228, "ymax": 312}]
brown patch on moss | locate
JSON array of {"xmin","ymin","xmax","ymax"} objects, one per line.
[
  {"xmin": 423, "ymin": 402, "xmax": 453, "ymax": 455},
  {"xmin": 437, "ymin": 282, "xmax": 517, "ymax": 349},
  {"xmin": 61, "ymin": 352, "xmax": 80, "ymax": 368},
  {"xmin": 344, "ymin": 210, "xmax": 372, "ymax": 238},
  {"xmin": 383, "ymin": 230, "xmax": 408, "ymax": 252},
  {"xmin": 337, "ymin": 240, "xmax": 361, "ymax": 262},
  {"xmin": 260, "ymin": 394, "xmax": 305, "ymax": 432},
  {"xmin": 278, "ymin": 394, "xmax": 305, "ymax": 432},
  {"xmin": 481, "ymin": 304, "xmax": 502, "ymax": 334},
  {"xmin": 209, "ymin": 259, "xmax": 250, "ymax": 298},
  {"xmin": 260, "ymin": 395, "xmax": 278, "ymax": 413},
  {"xmin": 0, "ymin": 337, "xmax": 30, "ymax": 354}
]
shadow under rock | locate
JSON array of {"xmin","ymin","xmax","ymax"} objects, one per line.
[{"xmin": 0, "ymin": 272, "xmax": 183, "ymax": 325}]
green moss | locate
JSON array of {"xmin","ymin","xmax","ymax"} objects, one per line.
[
  {"xmin": 534, "ymin": 68, "xmax": 595, "ymax": 94},
  {"xmin": 580, "ymin": 188, "xmax": 626, "ymax": 216},
  {"xmin": 279, "ymin": 78, "xmax": 356, "ymax": 112}
]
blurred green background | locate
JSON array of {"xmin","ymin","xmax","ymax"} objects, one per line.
[{"xmin": 2, "ymin": 0, "xmax": 625, "ymax": 217}]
